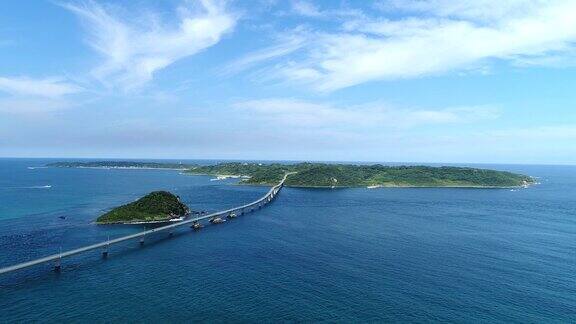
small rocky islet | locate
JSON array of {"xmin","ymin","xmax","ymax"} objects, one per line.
[
  {"xmin": 54, "ymin": 161, "xmax": 536, "ymax": 224},
  {"xmin": 96, "ymin": 191, "xmax": 190, "ymax": 225}
]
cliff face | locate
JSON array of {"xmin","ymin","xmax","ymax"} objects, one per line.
[{"xmin": 97, "ymin": 191, "xmax": 189, "ymax": 224}]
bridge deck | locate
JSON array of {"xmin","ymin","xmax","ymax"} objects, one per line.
[{"xmin": 0, "ymin": 173, "xmax": 292, "ymax": 275}]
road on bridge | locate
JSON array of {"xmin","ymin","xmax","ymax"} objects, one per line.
[{"xmin": 0, "ymin": 173, "xmax": 294, "ymax": 276}]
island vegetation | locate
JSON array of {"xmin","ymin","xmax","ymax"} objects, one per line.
[
  {"xmin": 96, "ymin": 191, "xmax": 190, "ymax": 224},
  {"xmin": 51, "ymin": 161, "xmax": 534, "ymax": 188},
  {"xmin": 188, "ymin": 163, "xmax": 534, "ymax": 188}
]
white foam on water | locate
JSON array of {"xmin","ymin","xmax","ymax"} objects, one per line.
[{"xmin": 19, "ymin": 185, "xmax": 52, "ymax": 189}]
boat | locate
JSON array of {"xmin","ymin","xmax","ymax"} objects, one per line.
[{"xmin": 227, "ymin": 213, "xmax": 237, "ymax": 219}]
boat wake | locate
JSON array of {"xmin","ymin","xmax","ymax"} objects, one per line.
[
  {"xmin": 16, "ymin": 185, "xmax": 52, "ymax": 189},
  {"xmin": 1, "ymin": 185, "xmax": 52, "ymax": 191}
]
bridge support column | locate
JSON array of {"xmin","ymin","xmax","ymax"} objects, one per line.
[
  {"xmin": 191, "ymin": 221, "xmax": 202, "ymax": 230},
  {"xmin": 54, "ymin": 256, "xmax": 61, "ymax": 272},
  {"xmin": 102, "ymin": 236, "xmax": 110, "ymax": 258},
  {"xmin": 139, "ymin": 236, "xmax": 145, "ymax": 246}
]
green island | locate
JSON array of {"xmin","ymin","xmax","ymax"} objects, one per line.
[
  {"xmin": 50, "ymin": 161, "xmax": 534, "ymax": 188},
  {"xmin": 96, "ymin": 191, "xmax": 190, "ymax": 224}
]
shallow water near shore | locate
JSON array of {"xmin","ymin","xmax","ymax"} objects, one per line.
[{"xmin": 0, "ymin": 158, "xmax": 575, "ymax": 322}]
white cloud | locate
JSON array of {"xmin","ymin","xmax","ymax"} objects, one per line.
[
  {"xmin": 289, "ymin": 1, "xmax": 364, "ymax": 19},
  {"xmin": 0, "ymin": 76, "xmax": 82, "ymax": 98},
  {"xmin": 375, "ymin": 0, "xmax": 545, "ymax": 22},
  {"xmin": 233, "ymin": 98, "xmax": 498, "ymax": 129},
  {"xmin": 64, "ymin": 0, "xmax": 237, "ymax": 91},
  {"xmin": 292, "ymin": 1, "xmax": 322, "ymax": 17},
  {"xmin": 0, "ymin": 98, "xmax": 74, "ymax": 115},
  {"xmin": 0, "ymin": 76, "xmax": 81, "ymax": 116},
  {"xmin": 257, "ymin": 0, "xmax": 576, "ymax": 91},
  {"xmin": 219, "ymin": 35, "xmax": 305, "ymax": 76}
]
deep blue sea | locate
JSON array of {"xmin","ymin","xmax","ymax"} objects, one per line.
[{"xmin": 0, "ymin": 158, "xmax": 575, "ymax": 322}]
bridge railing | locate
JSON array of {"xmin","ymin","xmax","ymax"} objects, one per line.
[{"xmin": 0, "ymin": 173, "xmax": 292, "ymax": 276}]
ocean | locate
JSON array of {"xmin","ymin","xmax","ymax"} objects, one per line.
[{"xmin": 0, "ymin": 158, "xmax": 575, "ymax": 322}]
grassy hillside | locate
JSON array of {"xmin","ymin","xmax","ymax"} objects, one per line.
[
  {"xmin": 188, "ymin": 163, "xmax": 534, "ymax": 188},
  {"xmin": 50, "ymin": 161, "xmax": 535, "ymax": 188},
  {"xmin": 97, "ymin": 191, "xmax": 189, "ymax": 224}
]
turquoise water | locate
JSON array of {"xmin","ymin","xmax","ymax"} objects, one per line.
[{"xmin": 0, "ymin": 158, "xmax": 575, "ymax": 322}]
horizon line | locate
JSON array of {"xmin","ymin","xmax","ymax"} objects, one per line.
[{"xmin": 0, "ymin": 156, "xmax": 574, "ymax": 167}]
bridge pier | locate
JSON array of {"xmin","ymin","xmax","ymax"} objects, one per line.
[
  {"xmin": 54, "ymin": 256, "xmax": 61, "ymax": 272},
  {"xmin": 191, "ymin": 221, "xmax": 202, "ymax": 230},
  {"xmin": 0, "ymin": 174, "xmax": 291, "ymax": 277},
  {"xmin": 102, "ymin": 236, "xmax": 110, "ymax": 258}
]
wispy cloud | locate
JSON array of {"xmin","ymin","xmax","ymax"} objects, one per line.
[
  {"xmin": 219, "ymin": 34, "xmax": 305, "ymax": 76},
  {"xmin": 0, "ymin": 76, "xmax": 82, "ymax": 98},
  {"xmin": 290, "ymin": 1, "xmax": 364, "ymax": 19},
  {"xmin": 292, "ymin": 1, "xmax": 322, "ymax": 17},
  {"xmin": 248, "ymin": 1, "xmax": 576, "ymax": 91},
  {"xmin": 374, "ymin": 0, "xmax": 543, "ymax": 22},
  {"xmin": 233, "ymin": 98, "xmax": 499, "ymax": 129},
  {"xmin": 0, "ymin": 97, "xmax": 75, "ymax": 115},
  {"xmin": 0, "ymin": 76, "xmax": 82, "ymax": 116},
  {"xmin": 63, "ymin": 0, "xmax": 237, "ymax": 91},
  {"xmin": 0, "ymin": 80, "xmax": 78, "ymax": 116}
]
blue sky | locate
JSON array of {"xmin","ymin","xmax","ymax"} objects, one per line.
[{"xmin": 0, "ymin": 0, "xmax": 575, "ymax": 164}]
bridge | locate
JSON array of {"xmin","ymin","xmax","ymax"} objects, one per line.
[{"xmin": 0, "ymin": 173, "xmax": 293, "ymax": 276}]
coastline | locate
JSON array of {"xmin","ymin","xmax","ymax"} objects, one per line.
[
  {"xmin": 52, "ymin": 165, "xmax": 536, "ymax": 190},
  {"xmin": 55, "ymin": 166, "xmax": 188, "ymax": 171},
  {"xmin": 214, "ymin": 180, "xmax": 534, "ymax": 189},
  {"xmin": 270, "ymin": 184, "xmax": 531, "ymax": 189},
  {"xmin": 188, "ymin": 173, "xmax": 249, "ymax": 179},
  {"xmin": 128, "ymin": 171, "xmax": 537, "ymax": 189},
  {"xmin": 96, "ymin": 217, "xmax": 186, "ymax": 225}
]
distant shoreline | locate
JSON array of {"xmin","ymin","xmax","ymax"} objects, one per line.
[
  {"xmin": 51, "ymin": 167, "xmax": 534, "ymax": 189},
  {"xmin": 55, "ymin": 166, "xmax": 188, "ymax": 171},
  {"xmin": 245, "ymin": 183, "xmax": 531, "ymax": 189},
  {"xmin": 48, "ymin": 161, "xmax": 535, "ymax": 189},
  {"xmin": 95, "ymin": 217, "xmax": 187, "ymax": 225}
]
